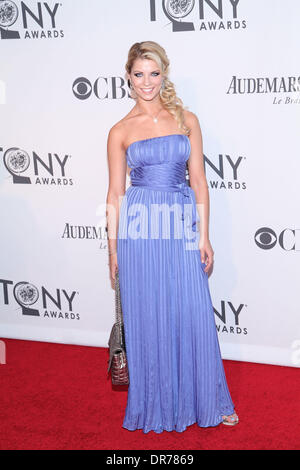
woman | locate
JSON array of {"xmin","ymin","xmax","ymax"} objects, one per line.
[{"xmin": 106, "ymin": 41, "xmax": 238, "ymax": 433}]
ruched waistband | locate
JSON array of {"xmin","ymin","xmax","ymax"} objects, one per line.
[{"xmin": 130, "ymin": 162, "xmax": 199, "ymax": 232}]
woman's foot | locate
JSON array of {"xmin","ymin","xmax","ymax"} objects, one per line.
[{"xmin": 222, "ymin": 412, "xmax": 239, "ymax": 426}]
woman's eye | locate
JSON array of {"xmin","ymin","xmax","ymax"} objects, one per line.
[{"xmin": 134, "ymin": 72, "xmax": 160, "ymax": 78}]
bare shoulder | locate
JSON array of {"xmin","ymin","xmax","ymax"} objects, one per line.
[
  {"xmin": 107, "ymin": 108, "xmax": 139, "ymax": 150},
  {"xmin": 183, "ymin": 109, "xmax": 201, "ymax": 132},
  {"xmin": 107, "ymin": 121, "xmax": 124, "ymax": 146}
]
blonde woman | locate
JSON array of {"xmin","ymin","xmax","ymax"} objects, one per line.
[{"xmin": 106, "ymin": 41, "xmax": 238, "ymax": 433}]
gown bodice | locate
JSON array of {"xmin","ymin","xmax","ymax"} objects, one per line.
[
  {"xmin": 126, "ymin": 134, "xmax": 190, "ymax": 190},
  {"xmin": 124, "ymin": 133, "xmax": 199, "ymax": 233},
  {"xmin": 125, "ymin": 133, "xmax": 191, "ymax": 169}
]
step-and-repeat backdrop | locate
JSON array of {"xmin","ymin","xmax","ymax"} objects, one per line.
[{"xmin": 0, "ymin": 0, "xmax": 299, "ymax": 367}]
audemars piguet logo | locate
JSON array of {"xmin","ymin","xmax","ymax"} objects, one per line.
[
  {"xmin": 227, "ymin": 75, "xmax": 300, "ymax": 105},
  {"xmin": 62, "ymin": 223, "xmax": 103, "ymax": 240},
  {"xmin": 61, "ymin": 222, "xmax": 108, "ymax": 251},
  {"xmin": 0, "ymin": 0, "xmax": 64, "ymax": 40},
  {"xmin": 149, "ymin": 0, "xmax": 246, "ymax": 32}
]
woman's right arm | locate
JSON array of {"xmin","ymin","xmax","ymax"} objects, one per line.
[{"xmin": 106, "ymin": 125, "xmax": 127, "ymax": 281}]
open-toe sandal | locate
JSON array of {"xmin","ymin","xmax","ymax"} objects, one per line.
[{"xmin": 222, "ymin": 413, "xmax": 239, "ymax": 426}]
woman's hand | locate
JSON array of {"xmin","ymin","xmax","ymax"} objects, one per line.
[
  {"xmin": 109, "ymin": 253, "xmax": 118, "ymax": 283},
  {"xmin": 199, "ymin": 238, "xmax": 214, "ymax": 274}
]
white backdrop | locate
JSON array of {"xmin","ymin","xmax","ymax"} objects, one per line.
[{"xmin": 0, "ymin": 0, "xmax": 299, "ymax": 367}]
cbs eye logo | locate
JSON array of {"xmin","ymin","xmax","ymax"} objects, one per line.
[
  {"xmin": 72, "ymin": 76, "xmax": 131, "ymax": 100},
  {"xmin": 254, "ymin": 227, "xmax": 277, "ymax": 250},
  {"xmin": 254, "ymin": 227, "xmax": 299, "ymax": 251}
]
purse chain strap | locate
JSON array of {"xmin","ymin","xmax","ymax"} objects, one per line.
[{"xmin": 115, "ymin": 270, "xmax": 123, "ymax": 336}]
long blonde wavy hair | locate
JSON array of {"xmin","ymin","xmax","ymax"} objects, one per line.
[{"xmin": 125, "ymin": 41, "xmax": 190, "ymax": 136}]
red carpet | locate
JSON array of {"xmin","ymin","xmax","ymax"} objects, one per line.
[{"xmin": 0, "ymin": 338, "xmax": 299, "ymax": 450}]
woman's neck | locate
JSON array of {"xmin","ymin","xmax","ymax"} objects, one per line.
[{"xmin": 136, "ymin": 98, "xmax": 163, "ymax": 115}]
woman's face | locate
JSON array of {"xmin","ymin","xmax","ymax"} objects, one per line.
[{"xmin": 129, "ymin": 58, "xmax": 163, "ymax": 102}]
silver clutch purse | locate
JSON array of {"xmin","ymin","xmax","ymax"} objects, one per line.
[{"xmin": 107, "ymin": 270, "xmax": 129, "ymax": 385}]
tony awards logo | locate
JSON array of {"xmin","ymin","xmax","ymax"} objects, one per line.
[
  {"xmin": 0, "ymin": 0, "xmax": 18, "ymax": 38},
  {"xmin": 1, "ymin": 145, "xmax": 73, "ymax": 186},
  {"xmin": 14, "ymin": 281, "xmax": 40, "ymax": 316},
  {"xmin": 204, "ymin": 151, "xmax": 246, "ymax": 190},
  {"xmin": 0, "ymin": 0, "xmax": 64, "ymax": 40},
  {"xmin": 164, "ymin": 0, "xmax": 195, "ymax": 19},
  {"xmin": 1, "ymin": 278, "xmax": 80, "ymax": 320},
  {"xmin": 3, "ymin": 147, "xmax": 31, "ymax": 184},
  {"xmin": 150, "ymin": 0, "xmax": 246, "ymax": 32}
]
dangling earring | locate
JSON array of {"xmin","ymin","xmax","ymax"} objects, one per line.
[{"xmin": 160, "ymin": 79, "xmax": 165, "ymax": 96}]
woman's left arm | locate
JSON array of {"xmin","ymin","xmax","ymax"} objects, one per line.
[{"xmin": 185, "ymin": 111, "xmax": 214, "ymax": 273}]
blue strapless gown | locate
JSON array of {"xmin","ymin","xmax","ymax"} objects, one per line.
[{"xmin": 117, "ymin": 134, "xmax": 234, "ymax": 433}]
